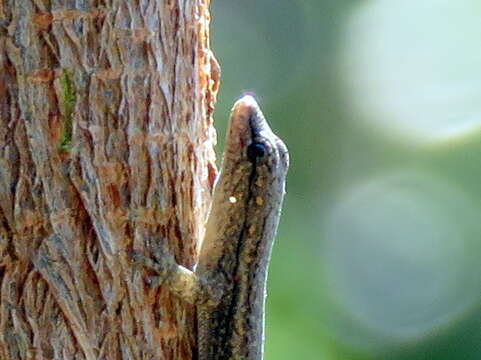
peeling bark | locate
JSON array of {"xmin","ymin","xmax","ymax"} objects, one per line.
[{"xmin": 0, "ymin": 1, "xmax": 219, "ymax": 359}]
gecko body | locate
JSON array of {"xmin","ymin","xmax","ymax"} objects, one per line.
[{"xmin": 137, "ymin": 95, "xmax": 288, "ymax": 360}]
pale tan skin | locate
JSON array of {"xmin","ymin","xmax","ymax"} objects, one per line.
[{"xmin": 136, "ymin": 95, "xmax": 288, "ymax": 360}]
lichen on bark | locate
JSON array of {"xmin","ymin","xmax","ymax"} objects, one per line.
[{"xmin": 58, "ymin": 69, "xmax": 76, "ymax": 152}]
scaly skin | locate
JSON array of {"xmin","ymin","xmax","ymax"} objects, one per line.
[{"xmin": 136, "ymin": 95, "xmax": 289, "ymax": 360}]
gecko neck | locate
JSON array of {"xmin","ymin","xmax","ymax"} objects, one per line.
[{"xmin": 196, "ymin": 155, "xmax": 286, "ymax": 360}]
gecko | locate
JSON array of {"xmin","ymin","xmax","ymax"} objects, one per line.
[{"xmin": 135, "ymin": 95, "xmax": 289, "ymax": 360}]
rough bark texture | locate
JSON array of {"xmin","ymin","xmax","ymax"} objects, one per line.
[{"xmin": 0, "ymin": 1, "xmax": 219, "ymax": 359}]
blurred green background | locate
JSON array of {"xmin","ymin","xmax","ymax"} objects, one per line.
[{"xmin": 211, "ymin": 1, "xmax": 481, "ymax": 359}]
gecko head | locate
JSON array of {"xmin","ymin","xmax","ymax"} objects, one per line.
[
  {"xmin": 199, "ymin": 96, "xmax": 289, "ymax": 272},
  {"xmin": 224, "ymin": 94, "xmax": 289, "ymax": 174}
]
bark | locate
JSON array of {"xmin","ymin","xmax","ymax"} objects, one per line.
[{"xmin": 0, "ymin": 1, "xmax": 219, "ymax": 359}]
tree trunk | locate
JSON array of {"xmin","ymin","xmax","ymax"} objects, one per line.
[{"xmin": 0, "ymin": 1, "xmax": 219, "ymax": 359}]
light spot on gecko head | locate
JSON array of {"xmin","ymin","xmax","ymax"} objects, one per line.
[
  {"xmin": 229, "ymin": 196, "xmax": 237, "ymax": 204},
  {"xmin": 256, "ymin": 196, "xmax": 264, "ymax": 206}
]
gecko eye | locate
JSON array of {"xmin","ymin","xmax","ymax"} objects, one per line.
[{"xmin": 247, "ymin": 142, "xmax": 267, "ymax": 161}]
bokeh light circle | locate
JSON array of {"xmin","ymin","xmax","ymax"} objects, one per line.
[
  {"xmin": 322, "ymin": 171, "xmax": 481, "ymax": 344},
  {"xmin": 340, "ymin": 1, "xmax": 481, "ymax": 144}
]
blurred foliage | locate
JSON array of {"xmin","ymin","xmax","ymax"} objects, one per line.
[{"xmin": 212, "ymin": 1, "xmax": 481, "ymax": 359}]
